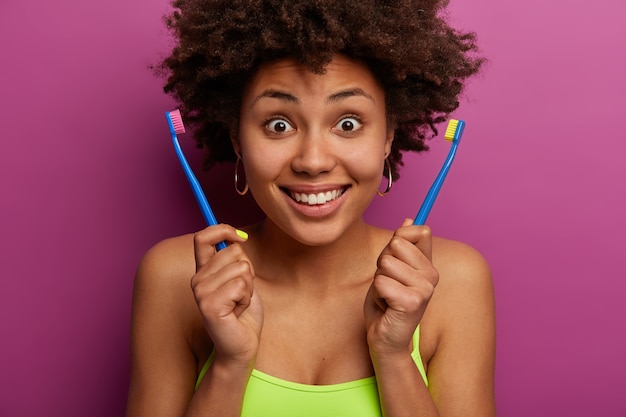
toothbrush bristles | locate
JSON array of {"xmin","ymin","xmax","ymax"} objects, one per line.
[
  {"xmin": 444, "ymin": 119, "xmax": 459, "ymax": 142},
  {"xmin": 169, "ymin": 109, "xmax": 186, "ymax": 134}
]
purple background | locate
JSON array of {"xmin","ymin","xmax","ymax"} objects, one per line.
[{"xmin": 1, "ymin": 0, "xmax": 624, "ymax": 416}]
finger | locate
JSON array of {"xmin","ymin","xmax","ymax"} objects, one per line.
[
  {"xmin": 196, "ymin": 243, "xmax": 254, "ymax": 281},
  {"xmin": 194, "ymin": 225, "xmax": 249, "ymax": 270},
  {"xmin": 373, "ymin": 274, "xmax": 434, "ymax": 314},
  {"xmin": 192, "ymin": 256, "xmax": 254, "ymax": 297},
  {"xmin": 376, "ymin": 253, "xmax": 413, "ymax": 286},
  {"xmin": 366, "ymin": 280, "xmax": 388, "ymax": 312},
  {"xmin": 376, "ymin": 251, "xmax": 437, "ymax": 288},
  {"xmin": 212, "ymin": 277, "xmax": 254, "ymax": 319},
  {"xmin": 392, "ymin": 223, "xmax": 433, "ymax": 261},
  {"xmin": 383, "ymin": 234, "xmax": 431, "ymax": 273},
  {"xmin": 193, "ymin": 263, "xmax": 256, "ymax": 324}
]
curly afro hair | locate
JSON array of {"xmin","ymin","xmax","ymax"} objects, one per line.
[{"xmin": 160, "ymin": 0, "xmax": 483, "ymax": 180}]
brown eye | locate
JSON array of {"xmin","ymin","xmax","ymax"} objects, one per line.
[
  {"xmin": 334, "ymin": 116, "xmax": 362, "ymax": 133},
  {"xmin": 341, "ymin": 120, "xmax": 354, "ymax": 131},
  {"xmin": 267, "ymin": 118, "xmax": 294, "ymax": 133}
]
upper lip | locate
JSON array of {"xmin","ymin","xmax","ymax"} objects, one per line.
[{"xmin": 280, "ymin": 184, "xmax": 349, "ymax": 194}]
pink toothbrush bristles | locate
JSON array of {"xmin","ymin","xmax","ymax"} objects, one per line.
[{"xmin": 169, "ymin": 109, "xmax": 186, "ymax": 134}]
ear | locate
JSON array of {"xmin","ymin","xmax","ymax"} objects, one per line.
[
  {"xmin": 384, "ymin": 127, "xmax": 395, "ymax": 158},
  {"xmin": 230, "ymin": 135, "xmax": 242, "ymax": 158}
]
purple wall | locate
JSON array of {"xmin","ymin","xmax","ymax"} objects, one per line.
[{"xmin": 1, "ymin": 0, "xmax": 624, "ymax": 416}]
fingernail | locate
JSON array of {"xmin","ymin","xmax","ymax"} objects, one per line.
[{"xmin": 236, "ymin": 229, "xmax": 249, "ymax": 240}]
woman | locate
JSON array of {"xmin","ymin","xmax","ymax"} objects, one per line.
[{"xmin": 126, "ymin": 1, "xmax": 495, "ymax": 416}]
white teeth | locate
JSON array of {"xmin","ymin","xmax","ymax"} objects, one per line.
[{"xmin": 290, "ymin": 188, "xmax": 344, "ymax": 205}]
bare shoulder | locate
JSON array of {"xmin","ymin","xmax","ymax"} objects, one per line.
[
  {"xmin": 421, "ymin": 236, "xmax": 495, "ymax": 356},
  {"xmin": 431, "ymin": 236, "xmax": 493, "ymax": 297},
  {"xmin": 131, "ymin": 233, "xmax": 199, "ymax": 346},
  {"xmin": 127, "ymin": 234, "xmax": 203, "ymax": 416},
  {"xmin": 433, "ymin": 234, "xmax": 493, "ymax": 320},
  {"xmin": 136, "ymin": 233, "xmax": 196, "ymax": 284},
  {"xmin": 133, "ymin": 234, "xmax": 197, "ymax": 334},
  {"xmin": 421, "ymin": 239, "xmax": 496, "ymax": 416},
  {"xmin": 429, "ymin": 236, "xmax": 493, "ymax": 317}
]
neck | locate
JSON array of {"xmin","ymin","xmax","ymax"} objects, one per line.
[{"xmin": 245, "ymin": 218, "xmax": 387, "ymax": 290}]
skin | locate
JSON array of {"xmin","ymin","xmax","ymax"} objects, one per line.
[{"xmin": 126, "ymin": 55, "xmax": 496, "ymax": 417}]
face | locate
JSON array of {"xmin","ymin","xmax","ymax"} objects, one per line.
[{"xmin": 236, "ymin": 55, "xmax": 394, "ymax": 246}]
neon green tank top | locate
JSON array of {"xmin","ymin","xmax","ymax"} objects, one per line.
[{"xmin": 195, "ymin": 327, "xmax": 428, "ymax": 416}]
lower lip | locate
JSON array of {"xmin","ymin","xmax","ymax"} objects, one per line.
[{"xmin": 284, "ymin": 190, "xmax": 347, "ymax": 218}]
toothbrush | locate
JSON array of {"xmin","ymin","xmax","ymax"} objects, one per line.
[
  {"xmin": 413, "ymin": 119, "xmax": 465, "ymax": 225},
  {"xmin": 166, "ymin": 110, "xmax": 227, "ymax": 251}
]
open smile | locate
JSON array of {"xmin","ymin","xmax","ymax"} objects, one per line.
[{"xmin": 282, "ymin": 186, "xmax": 349, "ymax": 206}]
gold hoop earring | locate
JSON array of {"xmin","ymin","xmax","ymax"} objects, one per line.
[
  {"xmin": 234, "ymin": 156, "xmax": 249, "ymax": 196},
  {"xmin": 377, "ymin": 159, "xmax": 393, "ymax": 197}
]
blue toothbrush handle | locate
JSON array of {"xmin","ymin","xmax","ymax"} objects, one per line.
[
  {"xmin": 167, "ymin": 115, "xmax": 227, "ymax": 251},
  {"xmin": 414, "ymin": 121, "xmax": 464, "ymax": 225},
  {"xmin": 413, "ymin": 141, "xmax": 459, "ymax": 225}
]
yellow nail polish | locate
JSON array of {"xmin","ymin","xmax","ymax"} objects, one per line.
[{"xmin": 236, "ymin": 229, "xmax": 249, "ymax": 240}]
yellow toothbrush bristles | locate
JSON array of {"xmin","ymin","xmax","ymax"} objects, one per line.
[{"xmin": 444, "ymin": 119, "xmax": 459, "ymax": 142}]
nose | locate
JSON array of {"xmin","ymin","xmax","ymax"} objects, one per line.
[{"xmin": 290, "ymin": 133, "xmax": 336, "ymax": 176}]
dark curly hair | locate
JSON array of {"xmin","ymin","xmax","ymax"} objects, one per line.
[{"xmin": 160, "ymin": 0, "xmax": 483, "ymax": 180}]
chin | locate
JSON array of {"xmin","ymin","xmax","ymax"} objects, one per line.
[{"xmin": 281, "ymin": 218, "xmax": 360, "ymax": 248}]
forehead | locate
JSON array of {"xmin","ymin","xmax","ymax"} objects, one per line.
[{"xmin": 242, "ymin": 55, "xmax": 385, "ymax": 105}]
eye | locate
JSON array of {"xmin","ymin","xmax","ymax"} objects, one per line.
[
  {"xmin": 266, "ymin": 118, "xmax": 295, "ymax": 134},
  {"xmin": 334, "ymin": 116, "xmax": 362, "ymax": 133}
]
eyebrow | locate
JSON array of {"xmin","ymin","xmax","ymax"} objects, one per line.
[
  {"xmin": 251, "ymin": 87, "xmax": 375, "ymax": 107},
  {"xmin": 327, "ymin": 88, "xmax": 375, "ymax": 104},
  {"xmin": 251, "ymin": 89, "xmax": 299, "ymax": 107}
]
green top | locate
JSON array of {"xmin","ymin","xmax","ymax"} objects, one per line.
[{"xmin": 195, "ymin": 326, "xmax": 428, "ymax": 416}]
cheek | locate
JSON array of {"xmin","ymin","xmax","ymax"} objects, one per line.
[
  {"xmin": 344, "ymin": 148, "xmax": 385, "ymax": 183},
  {"xmin": 240, "ymin": 143, "xmax": 285, "ymax": 186},
  {"xmin": 238, "ymin": 125, "xmax": 277, "ymax": 184}
]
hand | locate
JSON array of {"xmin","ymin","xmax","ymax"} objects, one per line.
[
  {"xmin": 364, "ymin": 218, "xmax": 439, "ymax": 357},
  {"xmin": 191, "ymin": 225, "xmax": 264, "ymax": 365}
]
